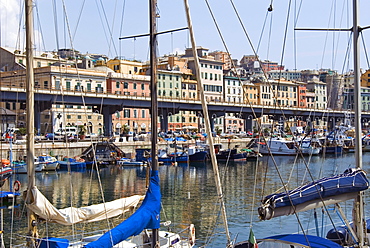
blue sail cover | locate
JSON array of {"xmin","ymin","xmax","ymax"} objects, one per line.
[
  {"xmin": 84, "ymin": 170, "xmax": 161, "ymax": 248},
  {"xmin": 259, "ymin": 168, "xmax": 368, "ymax": 220},
  {"xmin": 261, "ymin": 234, "xmax": 342, "ymax": 248}
]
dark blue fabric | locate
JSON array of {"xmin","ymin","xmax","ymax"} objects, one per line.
[
  {"xmin": 262, "ymin": 234, "xmax": 342, "ymax": 248},
  {"xmin": 262, "ymin": 168, "xmax": 368, "ymax": 209},
  {"xmin": 84, "ymin": 170, "xmax": 161, "ymax": 248},
  {"xmin": 38, "ymin": 237, "xmax": 69, "ymax": 248}
]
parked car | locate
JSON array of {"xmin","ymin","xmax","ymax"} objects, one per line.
[
  {"xmin": 45, "ymin": 133, "xmax": 63, "ymax": 140},
  {"xmin": 85, "ymin": 133, "xmax": 99, "ymax": 139}
]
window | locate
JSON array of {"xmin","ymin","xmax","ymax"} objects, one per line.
[
  {"xmin": 142, "ymin": 110, "xmax": 145, "ymax": 118},
  {"xmin": 134, "ymin": 110, "xmax": 137, "ymax": 118},
  {"xmin": 67, "ymin": 115, "xmax": 71, "ymax": 119},
  {"xmin": 141, "ymin": 84, "xmax": 145, "ymax": 90},
  {"xmin": 123, "ymin": 82, "xmax": 128, "ymax": 89},
  {"xmin": 44, "ymin": 81, "xmax": 49, "ymax": 88},
  {"xmin": 124, "ymin": 109, "xmax": 130, "ymax": 118},
  {"xmin": 88, "ymin": 115, "xmax": 92, "ymax": 119},
  {"xmin": 55, "ymin": 80, "xmax": 60, "ymax": 90},
  {"xmin": 133, "ymin": 83, "xmax": 137, "ymax": 89},
  {"xmin": 66, "ymin": 81, "xmax": 71, "ymax": 90},
  {"xmin": 87, "ymin": 83, "xmax": 91, "ymax": 92},
  {"xmin": 77, "ymin": 115, "xmax": 82, "ymax": 119},
  {"xmin": 116, "ymin": 82, "xmax": 120, "ymax": 88}
]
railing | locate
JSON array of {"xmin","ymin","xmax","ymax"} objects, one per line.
[{"xmin": 0, "ymin": 84, "xmax": 346, "ymax": 113}]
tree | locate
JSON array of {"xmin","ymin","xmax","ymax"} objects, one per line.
[{"xmin": 78, "ymin": 125, "xmax": 87, "ymax": 139}]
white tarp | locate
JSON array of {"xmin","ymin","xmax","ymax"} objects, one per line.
[{"xmin": 27, "ymin": 187, "xmax": 144, "ymax": 225}]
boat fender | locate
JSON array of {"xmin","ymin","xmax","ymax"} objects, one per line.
[
  {"xmin": 13, "ymin": 180, "xmax": 21, "ymax": 191},
  {"xmin": 188, "ymin": 224, "xmax": 195, "ymax": 246}
]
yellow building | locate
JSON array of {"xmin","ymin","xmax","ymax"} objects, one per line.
[{"xmin": 107, "ymin": 59, "xmax": 144, "ymax": 75}]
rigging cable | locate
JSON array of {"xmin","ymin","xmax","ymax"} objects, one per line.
[
  {"xmin": 15, "ymin": 1, "xmax": 25, "ymax": 51},
  {"xmin": 34, "ymin": 3, "xmax": 46, "ymax": 52},
  {"xmin": 118, "ymin": 0, "xmax": 126, "ymax": 58},
  {"xmin": 71, "ymin": 0, "xmax": 86, "ymax": 41},
  {"xmin": 360, "ymin": 33, "xmax": 370, "ymax": 68},
  {"xmin": 94, "ymin": 0, "xmax": 118, "ymax": 57}
]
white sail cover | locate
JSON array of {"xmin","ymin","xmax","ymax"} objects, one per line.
[{"xmin": 27, "ymin": 187, "xmax": 144, "ymax": 225}]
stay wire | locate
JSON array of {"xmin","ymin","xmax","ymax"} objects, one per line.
[
  {"xmin": 119, "ymin": 0, "xmax": 127, "ymax": 58},
  {"xmin": 34, "ymin": 2, "xmax": 46, "ymax": 52},
  {"xmin": 360, "ymin": 33, "xmax": 370, "ymax": 68},
  {"xmin": 71, "ymin": 0, "xmax": 86, "ymax": 41},
  {"xmin": 99, "ymin": 0, "xmax": 119, "ymax": 57},
  {"xmin": 15, "ymin": 1, "xmax": 24, "ymax": 51}
]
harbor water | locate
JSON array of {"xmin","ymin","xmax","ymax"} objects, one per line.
[{"xmin": 2, "ymin": 152, "xmax": 370, "ymax": 247}]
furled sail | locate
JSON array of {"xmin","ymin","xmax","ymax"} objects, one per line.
[
  {"xmin": 27, "ymin": 187, "xmax": 144, "ymax": 225},
  {"xmin": 84, "ymin": 170, "xmax": 161, "ymax": 248},
  {"xmin": 259, "ymin": 168, "xmax": 368, "ymax": 220}
]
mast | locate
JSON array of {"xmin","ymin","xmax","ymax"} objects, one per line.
[
  {"xmin": 183, "ymin": 0, "xmax": 232, "ymax": 246},
  {"xmin": 149, "ymin": 0, "xmax": 159, "ymax": 247},
  {"xmin": 25, "ymin": 0, "xmax": 38, "ymax": 246},
  {"xmin": 352, "ymin": 0, "xmax": 365, "ymax": 246}
]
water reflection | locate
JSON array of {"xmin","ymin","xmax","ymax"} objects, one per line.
[{"xmin": 2, "ymin": 152, "xmax": 370, "ymax": 247}]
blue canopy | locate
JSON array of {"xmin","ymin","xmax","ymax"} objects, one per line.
[
  {"xmin": 84, "ymin": 170, "xmax": 161, "ymax": 248},
  {"xmin": 261, "ymin": 234, "xmax": 342, "ymax": 248},
  {"xmin": 165, "ymin": 137, "xmax": 187, "ymax": 142}
]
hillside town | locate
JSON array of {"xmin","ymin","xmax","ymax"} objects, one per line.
[{"xmin": 0, "ymin": 46, "xmax": 368, "ymax": 137}]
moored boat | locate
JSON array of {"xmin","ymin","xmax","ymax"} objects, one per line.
[
  {"xmin": 58, "ymin": 157, "xmax": 86, "ymax": 171},
  {"xmin": 38, "ymin": 155, "xmax": 59, "ymax": 171},
  {"xmin": 254, "ymin": 137, "xmax": 321, "ymax": 156},
  {"xmin": 13, "ymin": 157, "xmax": 44, "ymax": 174}
]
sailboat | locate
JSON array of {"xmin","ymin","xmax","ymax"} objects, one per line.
[
  {"xmin": 232, "ymin": 1, "xmax": 369, "ymax": 247},
  {"xmin": 20, "ymin": 0, "xmax": 195, "ymax": 248}
]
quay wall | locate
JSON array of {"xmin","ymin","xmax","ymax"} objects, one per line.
[{"xmin": 0, "ymin": 138, "xmax": 250, "ymax": 161}]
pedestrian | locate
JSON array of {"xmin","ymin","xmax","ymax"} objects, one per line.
[{"xmin": 5, "ymin": 132, "xmax": 10, "ymax": 143}]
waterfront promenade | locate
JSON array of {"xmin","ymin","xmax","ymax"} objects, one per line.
[{"xmin": 0, "ymin": 137, "xmax": 250, "ymax": 161}]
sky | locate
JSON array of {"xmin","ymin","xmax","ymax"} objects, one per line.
[{"xmin": 1, "ymin": 0, "xmax": 370, "ymax": 72}]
